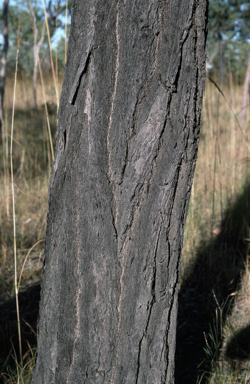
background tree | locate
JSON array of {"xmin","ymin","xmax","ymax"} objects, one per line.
[
  {"xmin": 207, "ymin": 0, "xmax": 250, "ymax": 85},
  {"xmin": 40, "ymin": 0, "xmax": 73, "ymax": 73},
  {"xmin": 28, "ymin": 1, "xmax": 46, "ymax": 109},
  {"xmin": 31, "ymin": 0, "xmax": 208, "ymax": 383},
  {"xmin": 6, "ymin": 0, "xmax": 73, "ymax": 78},
  {"xmin": 7, "ymin": 4, "xmax": 45, "ymax": 76},
  {"xmin": 0, "ymin": 0, "xmax": 9, "ymax": 135},
  {"xmin": 240, "ymin": 54, "xmax": 250, "ymax": 129}
]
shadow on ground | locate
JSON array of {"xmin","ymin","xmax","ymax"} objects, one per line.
[
  {"xmin": 0, "ymin": 285, "xmax": 40, "ymax": 381},
  {"xmin": 176, "ymin": 182, "xmax": 250, "ymax": 383},
  {"xmin": 225, "ymin": 324, "xmax": 250, "ymax": 361}
]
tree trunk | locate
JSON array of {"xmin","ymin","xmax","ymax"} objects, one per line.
[
  {"xmin": 28, "ymin": 2, "xmax": 46, "ymax": 110},
  {"xmin": 0, "ymin": 0, "xmax": 9, "ymax": 135},
  {"xmin": 32, "ymin": 1, "xmax": 208, "ymax": 383},
  {"xmin": 239, "ymin": 54, "xmax": 250, "ymax": 130}
]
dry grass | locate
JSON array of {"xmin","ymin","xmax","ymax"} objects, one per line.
[
  {"xmin": 182, "ymin": 82, "xmax": 250, "ymax": 276},
  {"xmin": 0, "ymin": 75, "xmax": 58, "ymax": 383},
  {"xmin": 0, "ymin": 75, "xmax": 58, "ymax": 304},
  {"xmin": 0, "ymin": 174, "xmax": 48, "ymax": 303},
  {"xmin": 178, "ymin": 79, "xmax": 250, "ymax": 383},
  {"xmin": 4, "ymin": 75, "xmax": 62, "ymax": 111}
]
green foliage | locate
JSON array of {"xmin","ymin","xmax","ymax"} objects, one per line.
[
  {"xmin": 1, "ymin": 0, "xmax": 249, "ymax": 83},
  {"xmin": 1, "ymin": 0, "xmax": 73, "ymax": 77},
  {"xmin": 207, "ymin": 0, "xmax": 250, "ymax": 83},
  {"xmin": 7, "ymin": 5, "xmax": 42, "ymax": 76}
]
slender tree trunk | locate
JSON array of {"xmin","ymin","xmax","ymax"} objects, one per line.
[
  {"xmin": 240, "ymin": 54, "xmax": 250, "ymax": 130},
  {"xmin": 219, "ymin": 38, "xmax": 226, "ymax": 88},
  {"xmin": 41, "ymin": 1, "xmax": 58, "ymax": 74},
  {"xmin": 32, "ymin": 1, "xmax": 208, "ymax": 383},
  {"xmin": 0, "ymin": 0, "xmax": 9, "ymax": 135},
  {"xmin": 29, "ymin": 3, "xmax": 46, "ymax": 109}
]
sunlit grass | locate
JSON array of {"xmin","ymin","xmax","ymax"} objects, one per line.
[
  {"xmin": 182, "ymin": 82, "xmax": 250, "ymax": 277},
  {"xmin": 181, "ymin": 80, "xmax": 250, "ymax": 383}
]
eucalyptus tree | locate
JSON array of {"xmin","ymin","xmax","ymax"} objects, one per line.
[
  {"xmin": 32, "ymin": 0, "xmax": 208, "ymax": 383},
  {"xmin": 7, "ymin": 1, "xmax": 72, "ymax": 78},
  {"xmin": 28, "ymin": 2, "xmax": 46, "ymax": 109}
]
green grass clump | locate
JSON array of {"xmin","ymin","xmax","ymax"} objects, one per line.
[{"xmin": 1, "ymin": 346, "xmax": 36, "ymax": 384}]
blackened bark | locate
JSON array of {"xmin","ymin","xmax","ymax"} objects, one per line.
[{"xmin": 32, "ymin": 1, "xmax": 208, "ymax": 383}]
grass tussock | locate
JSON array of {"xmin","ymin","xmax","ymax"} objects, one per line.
[{"xmin": 1, "ymin": 346, "xmax": 36, "ymax": 384}]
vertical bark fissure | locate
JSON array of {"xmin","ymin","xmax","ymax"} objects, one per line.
[
  {"xmin": 106, "ymin": 0, "xmax": 127, "ymax": 336},
  {"xmin": 107, "ymin": 2, "xmax": 120, "ymax": 185},
  {"xmin": 70, "ymin": 51, "xmax": 92, "ymax": 106},
  {"xmin": 108, "ymin": 7, "xmax": 123, "ymax": 382},
  {"xmin": 66, "ymin": 148, "xmax": 82, "ymax": 383},
  {"xmin": 162, "ymin": 2, "xmax": 195, "ymax": 96},
  {"xmin": 163, "ymin": 158, "xmax": 184, "ymax": 383},
  {"xmin": 120, "ymin": 138, "xmax": 129, "ymax": 183},
  {"xmin": 165, "ymin": 158, "xmax": 183, "ymax": 236},
  {"xmin": 69, "ymin": 40, "xmax": 93, "ymax": 105},
  {"xmin": 164, "ymin": 271, "xmax": 178, "ymax": 384},
  {"xmin": 135, "ymin": 224, "xmax": 162, "ymax": 383},
  {"xmin": 107, "ymin": 1, "xmax": 120, "ymax": 238},
  {"xmin": 145, "ymin": 105, "xmax": 171, "ymax": 195},
  {"xmin": 66, "ymin": 220, "xmax": 81, "ymax": 384},
  {"xmin": 119, "ymin": 92, "xmax": 174, "ymax": 256}
]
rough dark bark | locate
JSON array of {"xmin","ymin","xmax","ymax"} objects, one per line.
[{"xmin": 32, "ymin": 1, "xmax": 208, "ymax": 383}]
